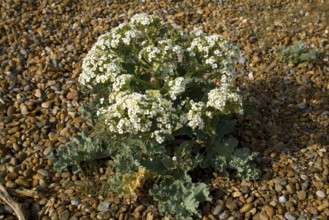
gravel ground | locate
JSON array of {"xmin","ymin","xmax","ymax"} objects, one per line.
[{"xmin": 0, "ymin": 0, "xmax": 328, "ymax": 219}]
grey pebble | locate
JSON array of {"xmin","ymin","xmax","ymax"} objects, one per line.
[
  {"xmin": 284, "ymin": 211, "xmax": 298, "ymax": 220},
  {"xmin": 218, "ymin": 210, "xmax": 230, "ymax": 219},
  {"xmin": 43, "ymin": 147, "xmax": 53, "ymax": 156},
  {"xmin": 273, "ymin": 177, "xmax": 287, "ymax": 185},
  {"xmin": 279, "ymin": 195, "xmax": 287, "ymax": 203},
  {"xmin": 71, "ymin": 197, "xmax": 80, "ymax": 206},
  {"xmin": 239, "ymin": 56, "xmax": 246, "ymax": 65},
  {"xmin": 20, "ymin": 49, "xmax": 27, "ymax": 55},
  {"xmin": 97, "ymin": 201, "xmax": 111, "ymax": 212},
  {"xmin": 58, "ymin": 209, "xmax": 70, "ymax": 220},
  {"xmin": 212, "ymin": 204, "xmax": 224, "ymax": 215},
  {"xmin": 38, "ymin": 168, "xmax": 50, "ymax": 177}
]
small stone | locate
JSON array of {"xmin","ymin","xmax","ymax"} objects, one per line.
[
  {"xmin": 279, "ymin": 196, "xmax": 287, "ymax": 203},
  {"xmin": 284, "ymin": 212, "xmax": 298, "ymax": 220},
  {"xmin": 315, "ymin": 190, "xmax": 326, "ymax": 198},
  {"xmin": 248, "ymin": 72, "xmax": 254, "ymax": 80},
  {"xmin": 240, "ymin": 186, "xmax": 249, "ymax": 194},
  {"xmin": 239, "ymin": 57, "xmax": 246, "ymax": 65},
  {"xmin": 39, "ymin": 179, "xmax": 47, "ymax": 188},
  {"xmin": 98, "ymin": 201, "xmax": 111, "ymax": 212},
  {"xmin": 212, "ymin": 204, "xmax": 224, "ymax": 215},
  {"xmin": 262, "ymin": 205, "xmax": 275, "ymax": 218},
  {"xmin": 15, "ymin": 179, "xmax": 30, "ymax": 188},
  {"xmin": 134, "ymin": 204, "xmax": 146, "ymax": 213},
  {"xmin": 48, "ymin": 133, "xmax": 58, "ymax": 141},
  {"xmin": 34, "ymin": 89, "xmax": 43, "ymax": 98},
  {"xmin": 273, "ymin": 177, "xmax": 287, "ymax": 185},
  {"xmin": 66, "ymin": 90, "xmax": 78, "ymax": 100},
  {"xmin": 58, "ymin": 209, "xmax": 70, "ymax": 220},
  {"xmin": 7, "ymin": 106, "xmax": 15, "ymax": 116},
  {"xmin": 297, "ymin": 191, "xmax": 307, "ymax": 200},
  {"xmin": 97, "ymin": 212, "xmax": 111, "ymax": 219},
  {"xmin": 286, "ymin": 183, "xmax": 296, "ymax": 194},
  {"xmin": 275, "ymin": 183, "xmax": 283, "ymax": 192},
  {"xmin": 39, "ymin": 198, "xmax": 48, "ymax": 206},
  {"xmin": 43, "ymin": 147, "xmax": 53, "ymax": 156},
  {"xmin": 240, "ymin": 203, "xmax": 253, "ymax": 213},
  {"xmin": 285, "ymin": 201, "xmax": 295, "ymax": 211},
  {"xmin": 5, "ymin": 172, "xmax": 18, "ymax": 181},
  {"xmin": 218, "ymin": 211, "xmax": 229, "ymax": 219},
  {"xmin": 232, "ymin": 191, "xmax": 242, "ymax": 198},
  {"xmin": 20, "ymin": 103, "xmax": 29, "ymax": 114},
  {"xmin": 41, "ymin": 101, "xmax": 52, "ymax": 108},
  {"xmin": 259, "ymin": 211, "xmax": 269, "ymax": 220},
  {"xmin": 20, "ymin": 49, "xmax": 27, "ymax": 55},
  {"xmin": 225, "ymin": 199, "xmax": 237, "ymax": 210},
  {"xmin": 5, "ymin": 181, "xmax": 17, "ymax": 189},
  {"xmin": 37, "ymin": 169, "xmax": 50, "ymax": 177},
  {"xmin": 317, "ymin": 203, "xmax": 329, "ymax": 212},
  {"xmin": 71, "ymin": 198, "xmax": 80, "ymax": 206}
]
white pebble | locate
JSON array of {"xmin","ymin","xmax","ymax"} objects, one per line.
[
  {"xmin": 316, "ymin": 190, "xmax": 326, "ymax": 198},
  {"xmin": 279, "ymin": 195, "xmax": 287, "ymax": 203},
  {"xmin": 71, "ymin": 197, "xmax": 80, "ymax": 206}
]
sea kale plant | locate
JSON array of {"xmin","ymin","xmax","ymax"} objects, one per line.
[
  {"xmin": 276, "ymin": 40, "xmax": 321, "ymax": 67},
  {"xmin": 50, "ymin": 13, "xmax": 259, "ymax": 219}
]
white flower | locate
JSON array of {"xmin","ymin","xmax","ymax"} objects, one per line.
[
  {"xmin": 207, "ymin": 87, "xmax": 242, "ymax": 113},
  {"xmin": 168, "ymin": 77, "xmax": 186, "ymax": 100},
  {"xmin": 186, "ymin": 101, "xmax": 206, "ymax": 130},
  {"xmin": 131, "ymin": 13, "xmax": 154, "ymax": 26}
]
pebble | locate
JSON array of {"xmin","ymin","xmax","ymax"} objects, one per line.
[
  {"xmin": 315, "ymin": 190, "xmax": 326, "ymax": 198},
  {"xmin": 15, "ymin": 179, "xmax": 30, "ymax": 188},
  {"xmin": 58, "ymin": 209, "xmax": 70, "ymax": 220},
  {"xmin": 97, "ymin": 201, "xmax": 111, "ymax": 212},
  {"xmin": 218, "ymin": 211, "xmax": 229, "ymax": 219},
  {"xmin": 225, "ymin": 199, "xmax": 237, "ymax": 210},
  {"xmin": 261, "ymin": 205, "xmax": 275, "ymax": 218},
  {"xmin": 19, "ymin": 49, "xmax": 27, "ymax": 55},
  {"xmin": 297, "ymin": 191, "xmax": 307, "ymax": 200},
  {"xmin": 273, "ymin": 177, "xmax": 287, "ymax": 185},
  {"xmin": 232, "ymin": 191, "xmax": 242, "ymax": 198},
  {"xmin": 211, "ymin": 204, "xmax": 224, "ymax": 215},
  {"xmin": 43, "ymin": 147, "xmax": 53, "ymax": 156},
  {"xmin": 71, "ymin": 198, "xmax": 80, "ymax": 206},
  {"xmin": 240, "ymin": 203, "xmax": 253, "ymax": 213},
  {"xmin": 284, "ymin": 212, "xmax": 298, "ymax": 220},
  {"xmin": 279, "ymin": 196, "xmax": 287, "ymax": 203},
  {"xmin": 38, "ymin": 168, "xmax": 50, "ymax": 177}
]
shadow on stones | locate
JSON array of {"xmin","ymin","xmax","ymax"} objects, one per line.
[{"xmin": 233, "ymin": 64, "xmax": 329, "ymax": 180}]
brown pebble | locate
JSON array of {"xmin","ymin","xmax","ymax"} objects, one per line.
[
  {"xmin": 297, "ymin": 191, "xmax": 307, "ymax": 200},
  {"xmin": 5, "ymin": 181, "xmax": 17, "ymax": 189},
  {"xmin": 317, "ymin": 203, "xmax": 329, "ymax": 212},
  {"xmin": 261, "ymin": 205, "xmax": 275, "ymax": 218},
  {"xmin": 7, "ymin": 105, "xmax": 15, "ymax": 115},
  {"xmin": 259, "ymin": 211, "xmax": 269, "ymax": 220},
  {"xmin": 5, "ymin": 172, "xmax": 18, "ymax": 181},
  {"xmin": 240, "ymin": 203, "xmax": 253, "ymax": 213},
  {"xmin": 15, "ymin": 179, "xmax": 30, "ymax": 188}
]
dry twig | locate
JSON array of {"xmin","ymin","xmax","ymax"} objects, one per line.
[{"xmin": 0, "ymin": 183, "xmax": 26, "ymax": 220}]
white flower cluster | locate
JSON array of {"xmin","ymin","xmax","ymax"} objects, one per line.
[
  {"xmin": 186, "ymin": 101, "xmax": 206, "ymax": 130},
  {"xmin": 79, "ymin": 43, "xmax": 122, "ymax": 85},
  {"xmin": 97, "ymin": 90, "xmax": 185, "ymax": 143},
  {"xmin": 187, "ymin": 29, "xmax": 238, "ymax": 80},
  {"xmin": 207, "ymin": 86, "xmax": 242, "ymax": 114},
  {"xmin": 168, "ymin": 77, "xmax": 186, "ymax": 100},
  {"xmin": 130, "ymin": 13, "xmax": 154, "ymax": 26},
  {"xmin": 79, "ymin": 13, "xmax": 243, "ymax": 143}
]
